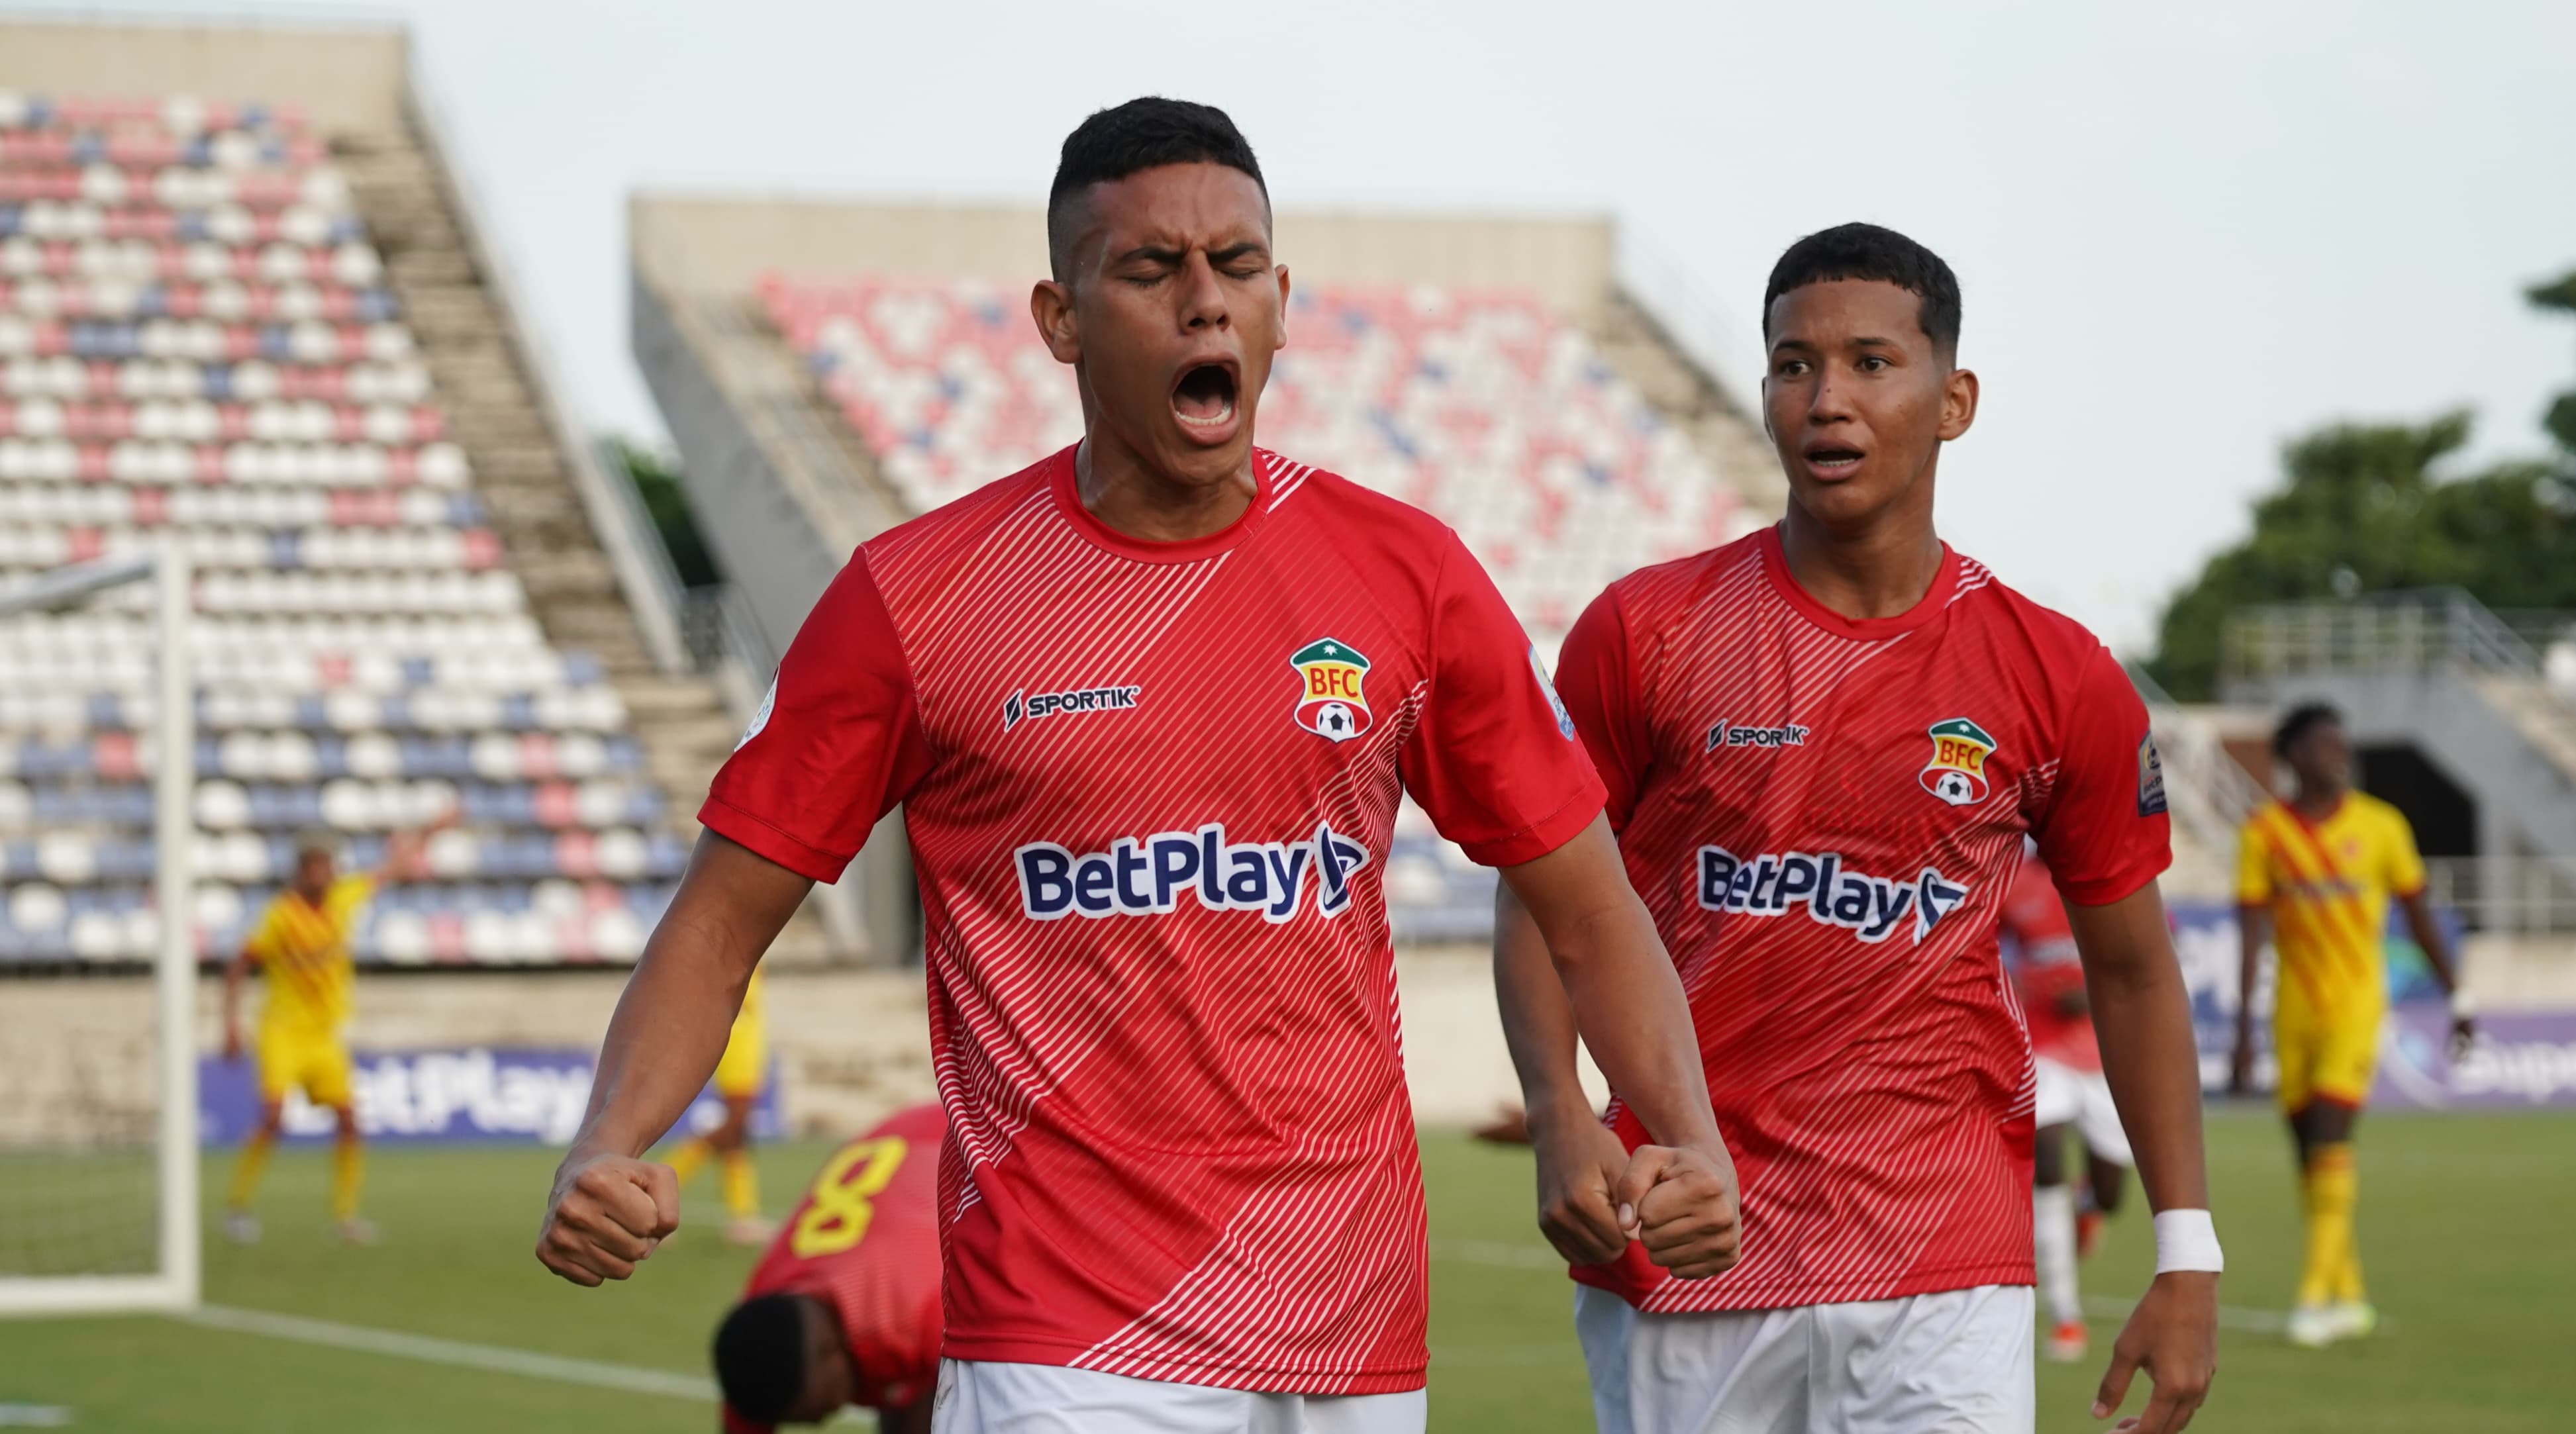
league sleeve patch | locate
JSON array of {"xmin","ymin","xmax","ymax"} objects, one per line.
[
  {"xmin": 2136, "ymin": 733, "xmax": 2169, "ymax": 817},
  {"xmin": 1527, "ymin": 642, "xmax": 1577, "ymax": 741},
  {"xmin": 734, "ymin": 679, "xmax": 777, "ymax": 752}
]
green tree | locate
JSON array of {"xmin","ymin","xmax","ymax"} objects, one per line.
[
  {"xmin": 601, "ymin": 437, "xmax": 721, "ymax": 589},
  {"xmin": 2146, "ymin": 275, "xmax": 2576, "ymax": 699}
]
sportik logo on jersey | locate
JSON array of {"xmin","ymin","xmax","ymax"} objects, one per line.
[
  {"xmin": 1290, "ymin": 638, "xmax": 1373, "ymax": 743},
  {"xmin": 1704, "ymin": 718, "xmax": 1811, "ymax": 753},
  {"xmin": 1001, "ymin": 684, "xmax": 1142, "ymax": 733},
  {"xmin": 1697, "ymin": 845, "xmax": 1971, "ymax": 943},
  {"xmin": 1920, "ymin": 717, "xmax": 1997, "ymax": 806},
  {"xmin": 1016, "ymin": 820, "xmax": 1373, "ymax": 924}
]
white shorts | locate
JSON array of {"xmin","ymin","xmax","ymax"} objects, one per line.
[
  {"xmin": 2033, "ymin": 1057, "xmax": 2133, "ymax": 1167},
  {"xmin": 1574, "ymin": 1282, "xmax": 2034, "ymax": 1434},
  {"xmin": 930, "ymin": 1359, "xmax": 1426, "ymax": 1434}
]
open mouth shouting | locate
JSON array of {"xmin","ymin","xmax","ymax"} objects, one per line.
[
  {"xmin": 1170, "ymin": 359, "xmax": 1242, "ymax": 445},
  {"xmin": 1801, "ymin": 442, "xmax": 1867, "ymax": 481}
]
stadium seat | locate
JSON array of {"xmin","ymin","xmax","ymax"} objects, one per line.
[{"xmin": 0, "ymin": 92, "xmax": 680, "ymax": 966}]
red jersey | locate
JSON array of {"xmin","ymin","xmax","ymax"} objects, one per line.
[
  {"xmin": 1556, "ymin": 528, "xmax": 2167, "ymax": 1314},
  {"xmin": 726, "ymin": 1104, "xmax": 946, "ymax": 1431},
  {"xmin": 702, "ymin": 447, "xmax": 1601, "ymax": 1394},
  {"xmin": 2000, "ymin": 851, "xmax": 2099, "ymax": 1072}
]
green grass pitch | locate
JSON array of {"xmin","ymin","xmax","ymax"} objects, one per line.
[{"xmin": 2, "ymin": 1106, "xmax": 2571, "ymax": 1431}]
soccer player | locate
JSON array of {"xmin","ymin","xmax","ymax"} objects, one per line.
[
  {"xmin": 2002, "ymin": 843, "xmax": 2134, "ymax": 1363},
  {"xmin": 1495, "ymin": 224, "xmax": 2220, "ymax": 1433},
  {"xmin": 221, "ymin": 808, "xmax": 455, "ymax": 1244},
  {"xmin": 714, "ymin": 1102, "xmax": 944, "ymax": 1434},
  {"xmin": 663, "ymin": 963, "xmax": 773, "ymax": 1245},
  {"xmin": 536, "ymin": 98, "xmax": 1743, "ymax": 1433},
  {"xmin": 2230, "ymin": 702, "xmax": 2470, "ymax": 1348}
]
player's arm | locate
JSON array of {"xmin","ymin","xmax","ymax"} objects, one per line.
[
  {"xmin": 1498, "ymin": 820, "xmax": 1739, "ymax": 1279},
  {"xmin": 536, "ymin": 832, "xmax": 812, "ymax": 1286},
  {"xmin": 2230, "ymin": 902, "xmax": 2267, "ymax": 1096},
  {"xmin": 1492, "ymin": 881, "xmax": 1626, "ymax": 1265},
  {"xmin": 2067, "ymin": 883, "xmax": 2218, "ymax": 1433},
  {"xmin": 2396, "ymin": 888, "xmax": 2473, "ymax": 1052},
  {"xmin": 375, "ymin": 802, "xmax": 462, "ymax": 884}
]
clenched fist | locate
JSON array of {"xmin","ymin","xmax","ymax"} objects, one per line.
[
  {"xmin": 1617, "ymin": 1141, "xmax": 1741, "ymax": 1280},
  {"xmin": 535, "ymin": 1148, "xmax": 680, "ymax": 1286}
]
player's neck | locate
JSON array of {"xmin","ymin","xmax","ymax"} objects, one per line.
[
  {"xmin": 1776, "ymin": 500, "xmax": 1945, "ymax": 622},
  {"xmin": 2292, "ymin": 782, "xmax": 2348, "ymax": 821},
  {"xmin": 1074, "ymin": 434, "xmax": 1256, "ymax": 544}
]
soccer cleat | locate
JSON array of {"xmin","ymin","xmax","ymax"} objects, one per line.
[
  {"xmin": 2075, "ymin": 1208, "xmax": 2104, "ymax": 1260},
  {"xmin": 2328, "ymin": 1300, "xmax": 2378, "ymax": 1341},
  {"xmin": 722, "ymin": 1215, "xmax": 776, "ymax": 1247},
  {"xmin": 221, "ymin": 1210, "xmax": 261, "ymax": 1245},
  {"xmin": 2285, "ymin": 1302, "xmax": 2339, "ymax": 1347},
  {"xmin": 2045, "ymin": 1318, "xmax": 2089, "ymax": 1362},
  {"xmin": 335, "ymin": 1217, "xmax": 380, "ymax": 1246}
]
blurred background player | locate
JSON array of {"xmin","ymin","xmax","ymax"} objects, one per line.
[
  {"xmin": 220, "ymin": 807, "xmax": 458, "ymax": 1245},
  {"xmin": 2232, "ymin": 702, "xmax": 2473, "ymax": 1348},
  {"xmin": 2001, "ymin": 841, "xmax": 2135, "ymax": 1364},
  {"xmin": 713, "ymin": 1102, "xmax": 943, "ymax": 1434},
  {"xmin": 662, "ymin": 963, "xmax": 773, "ymax": 1245}
]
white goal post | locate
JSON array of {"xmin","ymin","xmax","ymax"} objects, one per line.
[{"xmin": 0, "ymin": 550, "xmax": 198, "ymax": 1316}]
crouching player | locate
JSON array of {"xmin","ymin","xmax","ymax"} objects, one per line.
[{"xmin": 715, "ymin": 1102, "xmax": 943, "ymax": 1433}]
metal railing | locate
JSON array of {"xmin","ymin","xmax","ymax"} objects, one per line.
[
  {"xmin": 2422, "ymin": 857, "xmax": 2576, "ymax": 937},
  {"xmin": 1612, "ymin": 226, "xmax": 1763, "ymax": 416},
  {"xmin": 2223, "ymin": 588, "xmax": 2568, "ymax": 683}
]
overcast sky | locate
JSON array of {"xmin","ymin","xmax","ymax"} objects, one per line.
[{"xmin": 25, "ymin": 0, "xmax": 2575, "ymax": 650}]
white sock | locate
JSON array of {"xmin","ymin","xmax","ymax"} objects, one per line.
[{"xmin": 2034, "ymin": 1183, "xmax": 2081, "ymax": 1327}]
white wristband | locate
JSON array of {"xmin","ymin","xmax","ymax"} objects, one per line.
[
  {"xmin": 2153, "ymin": 1209, "xmax": 2224, "ymax": 1274},
  {"xmin": 2451, "ymin": 988, "xmax": 2478, "ymax": 1020}
]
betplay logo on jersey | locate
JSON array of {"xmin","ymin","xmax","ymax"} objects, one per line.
[
  {"xmin": 1015, "ymin": 820, "xmax": 1372, "ymax": 924},
  {"xmin": 1919, "ymin": 717, "xmax": 1997, "ymax": 807},
  {"xmin": 1290, "ymin": 638, "xmax": 1372, "ymax": 743},
  {"xmin": 1697, "ymin": 845, "xmax": 1972, "ymax": 944}
]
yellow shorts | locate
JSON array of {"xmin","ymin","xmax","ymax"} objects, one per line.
[
  {"xmin": 712, "ymin": 1028, "xmax": 768, "ymax": 1100},
  {"xmin": 256, "ymin": 1025, "xmax": 354, "ymax": 1109},
  {"xmin": 2274, "ymin": 1002, "xmax": 2384, "ymax": 1113}
]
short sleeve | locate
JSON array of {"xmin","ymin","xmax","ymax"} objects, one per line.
[
  {"xmin": 2382, "ymin": 806, "xmax": 2428, "ymax": 898},
  {"xmin": 240, "ymin": 906, "xmax": 280, "ymax": 960},
  {"xmin": 2234, "ymin": 817, "xmax": 2273, "ymax": 906},
  {"xmin": 2034, "ymin": 645, "xmax": 2171, "ymax": 906},
  {"xmin": 1398, "ymin": 532, "xmax": 1605, "ymax": 867},
  {"xmin": 700, "ymin": 554, "xmax": 936, "ymax": 884},
  {"xmin": 1554, "ymin": 585, "xmax": 1656, "ymax": 832}
]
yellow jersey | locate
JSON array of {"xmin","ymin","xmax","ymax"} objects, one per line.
[
  {"xmin": 243, "ymin": 873, "xmax": 377, "ymax": 1033},
  {"xmin": 2236, "ymin": 794, "xmax": 2425, "ymax": 1019}
]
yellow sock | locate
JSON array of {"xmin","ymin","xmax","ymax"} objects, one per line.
[
  {"xmin": 720, "ymin": 1149, "xmax": 758, "ymax": 1219},
  {"xmin": 226, "ymin": 1128, "xmax": 274, "ymax": 1211},
  {"xmin": 667, "ymin": 1137, "xmax": 713, "ymax": 1187},
  {"xmin": 330, "ymin": 1137, "xmax": 365, "ymax": 1223},
  {"xmin": 2298, "ymin": 1144, "xmax": 2357, "ymax": 1308},
  {"xmin": 2333, "ymin": 1170, "xmax": 2366, "ymax": 1304}
]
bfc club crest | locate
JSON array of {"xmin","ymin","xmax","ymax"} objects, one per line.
[
  {"xmin": 1919, "ymin": 716, "xmax": 1997, "ymax": 807},
  {"xmin": 1290, "ymin": 638, "xmax": 1373, "ymax": 743}
]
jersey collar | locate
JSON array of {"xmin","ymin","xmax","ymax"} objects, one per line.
[
  {"xmin": 1758, "ymin": 523, "xmax": 1961, "ymax": 640},
  {"xmin": 1047, "ymin": 444, "xmax": 1271, "ymax": 564}
]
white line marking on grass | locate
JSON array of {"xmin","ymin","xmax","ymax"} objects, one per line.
[
  {"xmin": 177, "ymin": 1304, "xmax": 717, "ymax": 1400},
  {"xmin": 0, "ymin": 1406, "xmax": 72, "ymax": 1427},
  {"xmin": 2082, "ymin": 1294, "xmax": 2310, "ymax": 1335}
]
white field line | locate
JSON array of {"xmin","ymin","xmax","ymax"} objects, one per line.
[
  {"xmin": 176, "ymin": 1303, "xmax": 717, "ymax": 1400},
  {"xmin": 1434, "ymin": 1239, "xmax": 2303, "ymax": 1336}
]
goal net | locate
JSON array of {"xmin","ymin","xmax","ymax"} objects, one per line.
[{"xmin": 0, "ymin": 552, "xmax": 199, "ymax": 1316}]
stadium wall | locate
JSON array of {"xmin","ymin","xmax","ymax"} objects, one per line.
[{"xmin": 0, "ymin": 16, "xmax": 408, "ymax": 130}]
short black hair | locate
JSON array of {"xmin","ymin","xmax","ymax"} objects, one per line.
[
  {"xmin": 1761, "ymin": 222, "xmax": 1962, "ymax": 358},
  {"xmin": 713, "ymin": 1294, "xmax": 809, "ymax": 1423},
  {"xmin": 2273, "ymin": 702, "xmax": 2343, "ymax": 758},
  {"xmin": 1046, "ymin": 97, "xmax": 1267, "ymax": 277}
]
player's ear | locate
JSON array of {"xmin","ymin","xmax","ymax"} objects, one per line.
[
  {"xmin": 1030, "ymin": 279, "xmax": 1079, "ymax": 365},
  {"xmin": 1272, "ymin": 263, "xmax": 1291, "ymax": 352},
  {"xmin": 1938, "ymin": 365, "xmax": 1978, "ymax": 442}
]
